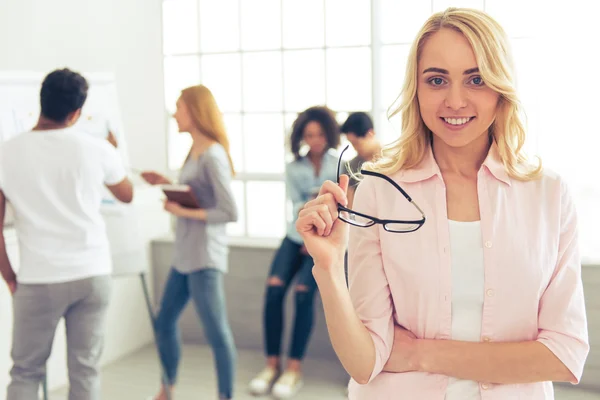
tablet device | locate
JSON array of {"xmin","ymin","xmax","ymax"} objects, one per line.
[{"xmin": 161, "ymin": 184, "xmax": 201, "ymax": 209}]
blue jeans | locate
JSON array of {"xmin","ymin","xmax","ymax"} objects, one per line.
[
  {"xmin": 155, "ymin": 268, "xmax": 236, "ymax": 399},
  {"xmin": 264, "ymin": 237, "xmax": 318, "ymax": 360}
]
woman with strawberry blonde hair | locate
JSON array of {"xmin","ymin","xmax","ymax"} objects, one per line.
[
  {"xmin": 297, "ymin": 8, "xmax": 589, "ymax": 399},
  {"xmin": 142, "ymin": 85, "xmax": 238, "ymax": 400}
]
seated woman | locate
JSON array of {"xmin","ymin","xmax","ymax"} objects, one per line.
[{"xmin": 248, "ymin": 106, "xmax": 340, "ymax": 399}]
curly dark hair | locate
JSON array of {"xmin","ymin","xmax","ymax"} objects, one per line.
[
  {"xmin": 40, "ymin": 68, "xmax": 89, "ymax": 123},
  {"xmin": 290, "ymin": 106, "xmax": 340, "ymax": 160}
]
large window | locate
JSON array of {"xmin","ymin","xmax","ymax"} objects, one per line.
[{"xmin": 162, "ymin": 0, "xmax": 600, "ymax": 263}]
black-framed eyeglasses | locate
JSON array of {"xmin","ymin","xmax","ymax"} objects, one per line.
[{"xmin": 337, "ymin": 145, "xmax": 426, "ymax": 233}]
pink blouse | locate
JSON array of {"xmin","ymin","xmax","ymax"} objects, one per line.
[{"xmin": 347, "ymin": 144, "xmax": 589, "ymax": 399}]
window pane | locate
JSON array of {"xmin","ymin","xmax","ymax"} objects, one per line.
[
  {"xmin": 243, "ymin": 114, "xmax": 285, "ymax": 173},
  {"xmin": 199, "ymin": 0, "xmax": 240, "ymax": 52},
  {"xmin": 240, "ymin": 0, "xmax": 281, "ymax": 50},
  {"xmin": 380, "ymin": 45, "xmax": 410, "ymax": 111},
  {"xmin": 378, "ymin": 111, "xmax": 402, "ymax": 147},
  {"xmin": 283, "ymin": 0, "xmax": 324, "ymax": 49},
  {"xmin": 167, "ymin": 120, "xmax": 192, "ymax": 170},
  {"xmin": 336, "ymin": 111, "xmax": 349, "ymax": 127},
  {"xmin": 226, "ymin": 180, "xmax": 245, "ymax": 236},
  {"xmin": 247, "ymin": 181, "xmax": 286, "ymax": 238},
  {"xmin": 201, "ymin": 54, "xmax": 242, "ymax": 113},
  {"xmin": 485, "ymin": 0, "xmax": 538, "ymax": 38},
  {"xmin": 433, "ymin": 0, "xmax": 483, "ymax": 12},
  {"xmin": 243, "ymin": 52, "xmax": 283, "ymax": 112},
  {"xmin": 163, "ymin": 56, "xmax": 200, "ymax": 113},
  {"xmin": 284, "ymin": 112, "xmax": 299, "ymax": 133},
  {"xmin": 283, "ymin": 50, "xmax": 326, "ymax": 112},
  {"xmin": 511, "ymin": 38, "xmax": 540, "ymax": 155},
  {"xmin": 223, "ymin": 114, "xmax": 244, "ymax": 174},
  {"xmin": 162, "ymin": 0, "xmax": 198, "ymax": 54},
  {"xmin": 326, "ymin": 47, "xmax": 372, "ymax": 111},
  {"xmin": 325, "ymin": 0, "xmax": 371, "ymax": 47},
  {"xmin": 381, "ymin": 0, "xmax": 431, "ymax": 44}
]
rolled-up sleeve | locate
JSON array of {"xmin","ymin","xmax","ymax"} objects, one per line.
[
  {"xmin": 348, "ymin": 177, "xmax": 394, "ymax": 383},
  {"xmin": 536, "ymin": 179, "xmax": 589, "ymax": 383}
]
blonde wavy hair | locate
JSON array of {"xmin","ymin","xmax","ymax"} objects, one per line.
[
  {"xmin": 366, "ymin": 7, "xmax": 541, "ymax": 180},
  {"xmin": 180, "ymin": 85, "xmax": 235, "ymax": 175}
]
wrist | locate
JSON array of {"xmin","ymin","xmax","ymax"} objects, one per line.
[
  {"xmin": 413, "ymin": 339, "xmax": 431, "ymax": 373},
  {"xmin": 312, "ymin": 256, "xmax": 346, "ymax": 282},
  {"xmin": 194, "ymin": 209, "xmax": 207, "ymax": 220}
]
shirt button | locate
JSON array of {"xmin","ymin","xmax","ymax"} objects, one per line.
[
  {"xmin": 486, "ymin": 289, "xmax": 495, "ymax": 297},
  {"xmin": 484, "ymin": 241, "xmax": 493, "ymax": 248},
  {"xmin": 481, "ymin": 383, "xmax": 490, "ymax": 390}
]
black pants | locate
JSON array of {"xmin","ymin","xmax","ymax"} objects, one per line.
[{"xmin": 264, "ymin": 237, "xmax": 317, "ymax": 360}]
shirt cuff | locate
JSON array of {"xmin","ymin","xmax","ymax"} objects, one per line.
[{"xmin": 537, "ymin": 331, "xmax": 589, "ymax": 384}]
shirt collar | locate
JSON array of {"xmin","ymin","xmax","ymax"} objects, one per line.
[
  {"xmin": 300, "ymin": 149, "xmax": 338, "ymax": 164},
  {"xmin": 397, "ymin": 142, "xmax": 511, "ymax": 186}
]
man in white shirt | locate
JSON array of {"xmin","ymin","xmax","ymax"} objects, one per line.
[{"xmin": 0, "ymin": 68, "xmax": 134, "ymax": 400}]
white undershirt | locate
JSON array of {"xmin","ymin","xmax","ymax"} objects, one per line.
[{"xmin": 445, "ymin": 220, "xmax": 485, "ymax": 400}]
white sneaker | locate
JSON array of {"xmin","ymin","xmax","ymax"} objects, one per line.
[
  {"xmin": 248, "ymin": 367, "xmax": 280, "ymax": 395},
  {"xmin": 272, "ymin": 370, "xmax": 304, "ymax": 399}
]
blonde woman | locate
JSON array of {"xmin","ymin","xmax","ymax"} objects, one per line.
[
  {"xmin": 296, "ymin": 8, "xmax": 589, "ymax": 400},
  {"xmin": 142, "ymin": 85, "xmax": 238, "ymax": 400}
]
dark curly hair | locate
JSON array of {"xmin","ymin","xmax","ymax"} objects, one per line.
[
  {"xmin": 290, "ymin": 106, "xmax": 340, "ymax": 160},
  {"xmin": 40, "ymin": 68, "xmax": 89, "ymax": 123}
]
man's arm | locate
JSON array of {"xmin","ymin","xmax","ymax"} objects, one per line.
[
  {"xmin": 107, "ymin": 130, "xmax": 118, "ymax": 148},
  {"xmin": 106, "ymin": 178, "xmax": 134, "ymax": 203},
  {"xmin": 103, "ymin": 143, "xmax": 133, "ymax": 203},
  {"xmin": 0, "ymin": 191, "xmax": 17, "ymax": 293}
]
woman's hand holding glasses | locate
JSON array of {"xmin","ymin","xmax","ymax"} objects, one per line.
[{"xmin": 296, "ymin": 175, "xmax": 350, "ymax": 271}]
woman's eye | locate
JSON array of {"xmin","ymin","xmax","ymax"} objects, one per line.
[
  {"xmin": 470, "ymin": 76, "xmax": 484, "ymax": 86},
  {"xmin": 429, "ymin": 77, "xmax": 445, "ymax": 86}
]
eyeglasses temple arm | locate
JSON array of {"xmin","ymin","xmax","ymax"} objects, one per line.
[
  {"xmin": 337, "ymin": 145, "xmax": 350, "ymax": 185},
  {"xmin": 411, "ymin": 200, "xmax": 426, "ymax": 218},
  {"xmin": 360, "ymin": 169, "xmax": 412, "ymax": 200},
  {"xmin": 359, "ymin": 169, "xmax": 426, "ymax": 219}
]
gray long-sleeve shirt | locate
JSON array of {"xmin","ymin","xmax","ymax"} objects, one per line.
[{"xmin": 173, "ymin": 143, "xmax": 238, "ymax": 273}]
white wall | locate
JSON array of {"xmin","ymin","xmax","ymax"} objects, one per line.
[
  {"xmin": 0, "ymin": 0, "xmax": 171, "ymax": 392},
  {"xmin": 0, "ymin": 0, "xmax": 167, "ymax": 171}
]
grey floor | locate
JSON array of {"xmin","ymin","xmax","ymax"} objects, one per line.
[{"xmin": 50, "ymin": 344, "xmax": 600, "ymax": 400}]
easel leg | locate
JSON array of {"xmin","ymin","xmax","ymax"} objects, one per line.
[
  {"xmin": 140, "ymin": 272, "xmax": 172, "ymax": 400},
  {"xmin": 42, "ymin": 373, "xmax": 48, "ymax": 400}
]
